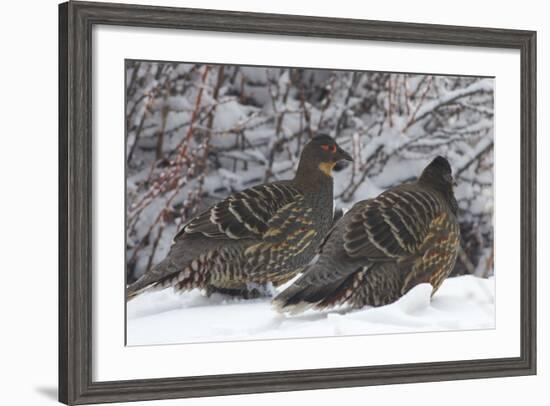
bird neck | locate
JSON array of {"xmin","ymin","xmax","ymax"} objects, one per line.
[
  {"xmin": 418, "ymin": 176, "xmax": 458, "ymax": 215},
  {"xmin": 294, "ymin": 160, "xmax": 335, "ymax": 193}
]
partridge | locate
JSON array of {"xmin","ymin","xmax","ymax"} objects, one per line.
[
  {"xmin": 127, "ymin": 135, "xmax": 353, "ymax": 300},
  {"xmin": 274, "ymin": 156, "xmax": 460, "ymax": 313}
]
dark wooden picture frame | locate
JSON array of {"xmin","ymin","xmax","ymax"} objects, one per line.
[{"xmin": 59, "ymin": 1, "xmax": 537, "ymax": 404}]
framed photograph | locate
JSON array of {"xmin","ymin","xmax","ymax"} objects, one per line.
[{"xmin": 59, "ymin": 1, "xmax": 536, "ymax": 404}]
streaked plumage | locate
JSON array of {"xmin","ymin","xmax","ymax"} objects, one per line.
[
  {"xmin": 127, "ymin": 135, "xmax": 353, "ymax": 300},
  {"xmin": 273, "ymin": 156, "xmax": 460, "ymax": 313}
]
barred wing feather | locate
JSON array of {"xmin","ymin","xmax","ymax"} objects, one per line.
[
  {"xmin": 174, "ymin": 182, "xmax": 302, "ymax": 241},
  {"xmin": 244, "ymin": 197, "xmax": 318, "ymax": 280},
  {"xmin": 343, "ymin": 187, "xmax": 444, "ymax": 261}
]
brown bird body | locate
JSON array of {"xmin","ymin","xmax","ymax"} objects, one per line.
[
  {"xmin": 273, "ymin": 156, "xmax": 460, "ymax": 313},
  {"xmin": 127, "ymin": 135, "xmax": 352, "ymax": 300}
]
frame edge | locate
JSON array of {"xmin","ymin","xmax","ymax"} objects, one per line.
[
  {"xmin": 60, "ymin": 1, "xmax": 538, "ymax": 404},
  {"xmin": 59, "ymin": 2, "xmax": 70, "ymax": 404},
  {"xmin": 520, "ymin": 29, "xmax": 537, "ymax": 376}
]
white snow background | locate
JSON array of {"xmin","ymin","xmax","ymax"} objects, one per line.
[{"xmin": 127, "ymin": 275, "xmax": 495, "ymax": 346}]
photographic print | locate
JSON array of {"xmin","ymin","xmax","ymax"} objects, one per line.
[{"xmin": 125, "ymin": 61, "xmax": 495, "ymax": 346}]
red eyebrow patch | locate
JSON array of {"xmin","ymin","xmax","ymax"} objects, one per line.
[{"xmin": 321, "ymin": 144, "xmax": 336, "ymax": 153}]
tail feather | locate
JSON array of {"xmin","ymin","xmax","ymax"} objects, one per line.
[
  {"xmin": 126, "ymin": 255, "xmax": 213, "ymax": 301},
  {"xmin": 126, "ymin": 258, "xmax": 173, "ymax": 301},
  {"xmin": 317, "ymin": 271, "xmax": 365, "ymax": 308},
  {"xmin": 273, "ymin": 264, "xmax": 361, "ymax": 314},
  {"xmin": 273, "ymin": 261, "xmax": 410, "ymax": 314},
  {"xmin": 295, "ymin": 263, "xmax": 405, "ymax": 310}
]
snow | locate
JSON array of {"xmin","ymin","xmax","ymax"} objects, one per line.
[
  {"xmin": 411, "ymin": 78, "xmax": 493, "ymax": 125},
  {"xmin": 127, "ymin": 275, "xmax": 495, "ymax": 346}
]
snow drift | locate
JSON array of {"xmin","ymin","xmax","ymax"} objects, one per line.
[{"xmin": 127, "ymin": 275, "xmax": 495, "ymax": 346}]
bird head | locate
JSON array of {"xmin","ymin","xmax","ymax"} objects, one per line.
[
  {"xmin": 298, "ymin": 134, "xmax": 353, "ymax": 178},
  {"xmin": 420, "ymin": 156, "xmax": 453, "ymax": 185},
  {"xmin": 419, "ymin": 156, "xmax": 458, "ymax": 213}
]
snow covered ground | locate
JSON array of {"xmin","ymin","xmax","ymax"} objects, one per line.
[{"xmin": 126, "ymin": 275, "xmax": 495, "ymax": 346}]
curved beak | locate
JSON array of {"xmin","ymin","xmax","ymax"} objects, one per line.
[{"xmin": 335, "ymin": 145, "xmax": 353, "ymax": 162}]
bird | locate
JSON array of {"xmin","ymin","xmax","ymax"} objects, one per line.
[
  {"xmin": 273, "ymin": 156, "xmax": 460, "ymax": 314},
  {"xmin": 127, "ymin": 134, "xmax": 353, "ymax": 300}
]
